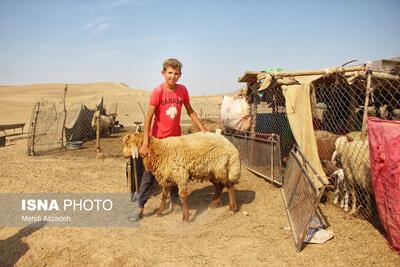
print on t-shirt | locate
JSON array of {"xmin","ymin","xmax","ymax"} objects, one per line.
[
  {"xmin": 166, "ymin": 105, "xmax": 178, "ymax": 119},
  {"xmin": 160, "ymin": 97, "xmax": 183, "ymax": 106}
]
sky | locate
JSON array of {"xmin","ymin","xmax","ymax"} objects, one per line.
[{"xmin": 0, "ymin": 0, "xmax": 399, "ymax": 96}]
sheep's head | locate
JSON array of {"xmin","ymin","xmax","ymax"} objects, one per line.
[{"xmin": 122, "ymin": 133, "xmax": 144, "ymax": 158}]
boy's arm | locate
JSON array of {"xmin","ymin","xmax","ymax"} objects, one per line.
[
  {"xmin": 184, "ymin": 102, "xmax": 206, "ymax": 132},
  {"xmin": 139, "ymin": 105, "xmax": 156, "ymax": 157}
]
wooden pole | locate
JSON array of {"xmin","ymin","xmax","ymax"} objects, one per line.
[
  {"xmin": 257, "ymin": 66, "xmax": 365, "ymax": 80},
  {"xmin": 370, "ymin": 72, "xmax": 400, "ymax": 81},
  {"xmin": 361, "ymin": 71, "xmax": 372, "ymax": 140},
  {"xmin": 249, "ymin": 83, "xmax": 258, "ymax": 137},
  {"xmin": 61, "ymin": 84, "xmax": 68, "ymax": 147},
  {"xmin": 239, "ymin": 66, "xmax": 400, "ymax": 85},
  {"xmin": 29, "ymin": 102, "xmax": 41, "ymax": 156},
  {"xmin": 96, "ymin": 113, "xmax": 101, "ymax": 156}
]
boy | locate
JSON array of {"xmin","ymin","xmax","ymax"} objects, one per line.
[{"xmin": 129, "ymin": 58, "xmax": 205, "ymax": 222}]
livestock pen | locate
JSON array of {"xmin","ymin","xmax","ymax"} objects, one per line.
[{"xmin": 235, "ymin": 58, "xmax": 400, "ymax": 246}]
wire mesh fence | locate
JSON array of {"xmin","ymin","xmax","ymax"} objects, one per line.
[
  {"xmin": 27, "ymin": 86, "xmax": 222, "ymax": 159},
  {"xmin": 254, "ymin": 102, "xmax": 295, "ymax": 160},
  {"xmin": 311, "ymin": 70, "xmax": 400, "ymax": 227},
  {"xmin": 27, "ymin": 101, "xmax": 65, "ymax": 155},
  {"xmin": 242, "ymin": 66, "xmax": 400, "ymax": 227}
]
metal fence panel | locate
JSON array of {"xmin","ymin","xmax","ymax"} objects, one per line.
[
  {"xmin": 224, "ymin": 131, "xmax": 282, "ymax": 185},
  {"xmin": 247, "ymin": 133, "xmax": 282, "ymax": 185},
  {"xmin": 281, "ymin": 146, "xmax": 327, "ymax": 252}
]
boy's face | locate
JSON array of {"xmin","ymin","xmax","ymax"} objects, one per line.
[{"xmin": 162, "ymin": 67, "xmax": 181, "ymax": 88}]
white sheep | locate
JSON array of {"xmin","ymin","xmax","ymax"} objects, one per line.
[
  {"xmin": 122, "ymin": 131, "xmax": 241, "ymax": 222},
  {"xmin": 334, "ymin": 136, "xmax": 371, "ymax": 214},
  {"xmin": 331, "ymin": 168, "xmax": 350, "ymax": 211},
  {"xmin": 91, "ymin": 111, "xmax": 117, "ymax": 136}
]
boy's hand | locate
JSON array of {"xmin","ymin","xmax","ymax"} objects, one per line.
[{"xmin": 139, "ymin": 145, "xmax": 149, "ymax": 157}]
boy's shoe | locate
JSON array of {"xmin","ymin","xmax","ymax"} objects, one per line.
[
  {"xmin": 128, "ymin": 212, "xmax": 142, "ymax": 222},
  {"xmin": 128, "ymin": 208, "xmax": 143, "ymax": 222}
]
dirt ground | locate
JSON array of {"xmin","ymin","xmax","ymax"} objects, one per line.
[{"xmin": 0, "ymin": 135, "xmax": 399, "ymax": 267}]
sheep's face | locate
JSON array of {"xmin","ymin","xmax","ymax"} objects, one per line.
[{"xmin": 122, "ymin": 133, "xmax": 144, "ymax": 158}]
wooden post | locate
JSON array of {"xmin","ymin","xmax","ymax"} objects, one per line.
[
  {"xmin": 249, "ymin": 82, "xmax": 258, "ymax": 137},
  {"xmin": 96, "ymin": 113, "xmax": 101, "ymax": 156},
  {"xmin": 256, "ymin": 66, "xmax": 365, "ymax": 80},
  {"xmin": 29, "ymin": 102, "xmax": 41, "ymax": 156},
  {"xmin": 61, "ymin": 84, "xmax": 68, "ymax": 147},
  {"xmin": 361, "ymin": 70, "xmax": 372, "ymax": 140}
]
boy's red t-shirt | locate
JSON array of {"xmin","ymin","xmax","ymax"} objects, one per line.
[{"xmin": 149, "ymin": 83, "xmax": 189, "ymax": 139}]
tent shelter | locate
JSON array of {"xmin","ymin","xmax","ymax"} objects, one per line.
[
  {"xmin": 64, "ymin": 104, "xmax": 96, "ymax": 142},
  {"xmin": 64, "ymin": 97, "xmax": 107, "ymax": 142}
]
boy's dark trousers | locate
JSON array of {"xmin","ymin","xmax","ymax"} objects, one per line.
[{"xmin": 137, "ymin": 170, "xmax": 179, "ymax": 208}]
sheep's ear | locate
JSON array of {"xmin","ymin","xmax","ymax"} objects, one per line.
[
  {"xmin": 122, "ymin": 134, "xmax": 130, "ymax": 144},
  {"xmin": 134, "ymin": 132, "xmax": 143, "ymax": 139},
  {"xmin": 133, "ymin": 133, "xmax": 144, "ymax": 146}
]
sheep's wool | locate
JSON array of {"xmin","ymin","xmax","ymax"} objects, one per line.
[
  {"xmin": 144, "ymin": 132, "xmax": 241, "ymax": 190},
  {"xmin": 335, "ymin": 136, "xmax": 371, "ymax": 191},
  {"xmin": 123, "ymin": 131, "xmax": 241, "ymax": 192}
]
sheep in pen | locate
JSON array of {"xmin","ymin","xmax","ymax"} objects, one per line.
[{"xmin": 312, "ymin": 68, "xmax": 399, "ymax": 222}]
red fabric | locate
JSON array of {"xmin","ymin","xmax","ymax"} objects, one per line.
[
  {"xmin": 368, "ymin": 117, "xmax": 400, "ymax": 252},
  {"xmin": 149, "ymin": 83, "xmax": 189, "ymax": 139}
]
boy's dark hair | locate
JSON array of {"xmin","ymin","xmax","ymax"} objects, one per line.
[{"xmin": 163, "ymin": 58, "xmax": 182, "ymax": 72}]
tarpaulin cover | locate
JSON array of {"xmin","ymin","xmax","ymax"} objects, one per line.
[
  {"xmin": 282, "ymin": 75, "xmax": 328, "ymax": 188},
  {"xmin": 368, "ymin": 117, "xmax": 400, "ymax": 252}
]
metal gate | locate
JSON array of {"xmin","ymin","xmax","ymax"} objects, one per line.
[
  {"xmin": 224, "ymin": 131, "xmax": 282, "ymax": 185},
  {"xmin": 281, "ymin": 146, "xmax": 328, "ymax": 251}
]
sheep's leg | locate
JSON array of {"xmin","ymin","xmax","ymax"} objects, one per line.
[
  {"xmin": 157, "ymin": 187, "xmax": 170, "ymax": 217},
  {"xmin": 208, "ymin": 182, "xmax": 224, "ymax": 209},
  {"xmin": 179, "ymin": 185, "xmax": 190, "ymax": 222},
  {"xmin": 350, "ymin": 186, "xmax": 357, "ymax": 214},
  {"xmin": 339, "ymin": 179, "xmax": 345, "ymax": 208},
  {"xmin": 333, "ymin": 186, "xmax": 339, "ymax": 205},
  {"xmin": 344, "ymin": 189, "xmax": 349, "ymax": 212},
  {"xmin": 227, "ymin": 183, "xmax": 237, "ymax": 212}
]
